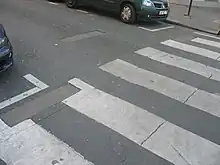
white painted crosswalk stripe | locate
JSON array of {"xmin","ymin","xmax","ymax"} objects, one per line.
[
  {"xmin": 161, "ymin": 40, "xmax": 220, "ymax": 60},
  {"xmin": 63, "ymin": 78, "xmax": 220, "ymax": 165},
  {"xmin": 192, "ymin": 37, "xmax": 220, "ymax": 48},
  {"xmin": 194, "ymin": 32, "xmax": 220, "ymax": 40},
  {"xmin": 100, "ymin": 59, "xmax": 220, "ymax": 118},
  {"xmin": 0, "ymin": 119, "xmax": 94, "ymax": 165},
  {"xmin": 135, "ymin": 47, "xmax": 220, "ymax": 81},
  {"xmin": 100, "ymin": 59, "xmax": 196, "ymax": 103},
  {"xmin": 0, "ymin": 74, "xmax": 49, "ymax": 110}
]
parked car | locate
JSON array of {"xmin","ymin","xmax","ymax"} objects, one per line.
[
  {"xmin": 64, "ymin": 0, "xmax": 170, "ymax": 24},
  {"xmin": 0, "ymin": 24, "xmax": 13, "ymax": 72}
]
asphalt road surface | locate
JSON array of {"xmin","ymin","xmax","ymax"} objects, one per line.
[{"xmin": 1, "ymin": 0, "xmax": 220, "ymax": 165}]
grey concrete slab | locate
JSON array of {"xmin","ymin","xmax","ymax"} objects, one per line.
[{"xmin": 167, "ymin": 4, "xmax": 220, "ymax": 35}]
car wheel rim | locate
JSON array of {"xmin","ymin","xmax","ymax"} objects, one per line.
[{"xmin": 121, "ymin": 6, "xmax": 131, "ymax": 21}]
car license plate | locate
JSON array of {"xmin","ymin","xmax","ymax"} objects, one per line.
[{"xmin": 159, "ymin": 11, "xmax": 168, "ymax": 15}]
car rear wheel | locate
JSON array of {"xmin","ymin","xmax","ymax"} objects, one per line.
[
  {"xmin": 120, "ymin": 3, "xmax": 136, "ymax": 24},
  {"xmin": 65, "ymin": 0, "xmax": 78, "ymax": 8}
]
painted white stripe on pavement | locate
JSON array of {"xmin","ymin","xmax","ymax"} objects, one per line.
[
  {"xmin": 24, "ymin": 74, "xmax": 49, "ymax": 90},
  {"xmin": 64, "ymin": 79, "xmax": 165, "ymax": 145},
  {"xmin": 0, "ymin": 119, "xmax": 94, "ymax": 165},
  {"xmin": 142, "ymin": 122, "xmax": 220, "ymax": 165},
  {"xmin": 48, "ymin": 2, "xmax": 58, "ymax": 5},
  {"xmin": 192, "ymin": 37, "xmax": 220, "ymax": 48},
  {"xmin": 100, "ymin": 59, "xmax": 220, "ymax": 118},
  {"xmin": 135, "ymin": 47, "xmax": 220, "ymax": 81},
  {"xmin": 139, "ymin": 26, "xmax": 174, "ymax": 32},
  {"xmin": 194, "ymin": 32, "xmax": 220, "ymax": 40},
  {"xmin": 0, "ymin": 74, "xmax": 49, "ymax": 110},
  {"xmin": 161, "ymin": 40, "xmax": 220, "ymax": 60},
  {"xmin": 100, "ymin": 59, "xmax": 196, "ymax": 102},
  {"xmin": 0, "ymin": 87, "xmax": 41, "ymax": 110},
  {"xmin": 76, "ymin": 9, "xmax": 89, "ymax": 14},
  {"xmin": 63, "ymin": 79, "xmax": 220, "ymax": 165},
  {"xmin": 0, "ymin": 120, "xmax": 9, "ymax": 132},
  {"xmin": 69, "ymin": 78, "xmax": 94, "ymax": 90}
]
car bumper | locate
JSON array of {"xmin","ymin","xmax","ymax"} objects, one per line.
[
  {"xmin": 0, "ymin": 47, "xmax": 13, "ymax": 72},
  {"xmin": 138, "ymin": 6, "xmax": 170, "ymax": 21}
]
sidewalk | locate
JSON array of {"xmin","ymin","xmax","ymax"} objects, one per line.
[{"xmin": 166, "ymin": 4, "xmax": 220, "ymax": 35}]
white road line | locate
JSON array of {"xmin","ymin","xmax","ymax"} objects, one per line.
[
  {"xmin": 76, "ymin": 9, "xmax": 89, "ymax": 14},
  {"xmin": 0, "ymin": 119, "xmax": 94, "ymax": 165},
  {"xmin": 24, "ymin": 74, "xmax": 49, "ymax": 90},
  {"xmin": 64, "ymin": 78, "xmax": 164, "ymax": 145},
  {"xmin": 100, "ymin": 59, "xmax": 220, "ymax": 118},
  {"xmin": 69, "ymin": 78, "xmax": 94, "ymax": 90},
  {"xmin": 0, "ymin": 87, "xmax": 41, "ymax": 110},
  {"xmin": 61, "ymin": 31, "xmax": 103, "ymax": 42},
  {"xmin": 135, "ymin": 47, "xmax": 220, "ymax": 81},
  {"xmin": 161, "ymin": 40, "xmax": 220, "ymax": 60},
  {"xmin": 139, "ymin": 26, "xmax": 174, "ymax": 32},
  {"xmin": 192, "ymin": 37, "xmax": 220, "ymax": 48},
  {"xmin": 63, "ymin": 78, "xmax": 220, "ymax": 165},
  {"xmin": 0, "ymin": 119, "xmax": 9, "ymax": 132},
  {"xmin": 48, "ymin": 2, "xmax": 58, "ymax": 5},
  {"xmin": 0, "ymin": 74, "xmax": 49, "ymax": 110},
  {"xmin": 100, "ymin": 59, "xmax": 196, "ymax": 102},
  {"xmin": 194, "ymin": 32, "xmax": 220, "ymax": 40},
  {"xmin": 214, "ymin": 20, "xmax": 220, "ymax": 24}
]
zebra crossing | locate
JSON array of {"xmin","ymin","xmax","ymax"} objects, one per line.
[{"xmin": 1, "ymin": 33, "xmax": 220, "ymax": 165}]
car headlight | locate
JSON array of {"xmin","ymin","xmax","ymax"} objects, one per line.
[
  {"xmin": 143, "ymin": 0, "xmax": 154, "ymax": 7},
  {"xmin": 0, "ymin": 38, "xmax": 8, "ymax": 48}
]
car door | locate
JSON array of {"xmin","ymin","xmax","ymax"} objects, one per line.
[
  {"xmin": 81, "ymin": 0, "xmax": 100, "ymax": 8},
  {"xmin": 101, "ymin": 0, "xmax": 120, "ymax": 11}
]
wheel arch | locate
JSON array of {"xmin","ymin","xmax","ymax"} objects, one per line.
[{"xmin": 120, "ymin": 0, "xmax": 136, "ymax": 11}]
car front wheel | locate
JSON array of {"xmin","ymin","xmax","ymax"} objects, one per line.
[
  {"xmin": 120, "ymin": 3, "xmax": 136, "ymax": 24},
  {"xmin": 65, "ymin": 0, "xmax": 78, "ymax": 8}
]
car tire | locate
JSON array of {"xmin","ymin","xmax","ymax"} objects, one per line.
[
  {"xmin": 120, "ymin": 3, "xmax": 136, "ymax": 24},
  {"xmin": 65, "ymin": 0, "xmax": 78, "ymax": 8}
]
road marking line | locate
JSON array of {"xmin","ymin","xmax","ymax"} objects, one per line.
[
  {"xmin": 64, "ymin": 78, "xmax": 164, "ymax": 145},
  {"xmin": 61, "ymin": 31, "xmax": 103, "ymax": 42},
  {"xmin": 0, "ymin": 119, "xmax": 94, "ymax": 165},
  {"xmin": 139, "ymin": 25, "xmax": 174, "ymax": 32},
  {"xmin": 192, "ymin": 37, "xmax": 220, "ymax": 48},
  {"xmin": 64, "ymin": 78, "xmax": 220, "ymax": 165},
  {"xmin": 0, "ymin": 119, "xmax": 10, "ymax": 132},
  {"xmin": 100, "ymin": 59, "xmax": 195, "ymax": 102},
  {"xmin": 0, "ymin": 74, "xmax": 49, "ymax": 110},
  {"xmin": 0, "ymin": 88, "xmax": 41, "ymax": 110},
  {"xmin": 1, "ymin": 84, "xmax": 77, "ymax": 126},
  {"xmin": 135, "ymin": 47, "xmax": 220, "ymax": 81},
  {"xmin": 69, "ymin": 78, "xmax": 94, "ymax": 90},
  {"xmin": 76, "ymin": 9, "xmax": 89, "ymax": 14},
  {"xmin": 24, "ymin": 74, "xmax": 49, "ymax": 90},
  {"xmin": 161, "ymin": 40, "xmax": 220, "ymax": 60},
  {"xmin": 48, "ymin": 1, "xmax": 58, "ymax": 5},
  {"xmin": 194, "ymin": 32, "xmax": 220, "ymax": 40},
  {"xmin": 214, "ymin": 20, "xmax": 220, "ymax": 24},
  {"xmin": 100, "ymin": 59, "xmax": 220, "ymax": 118}
]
